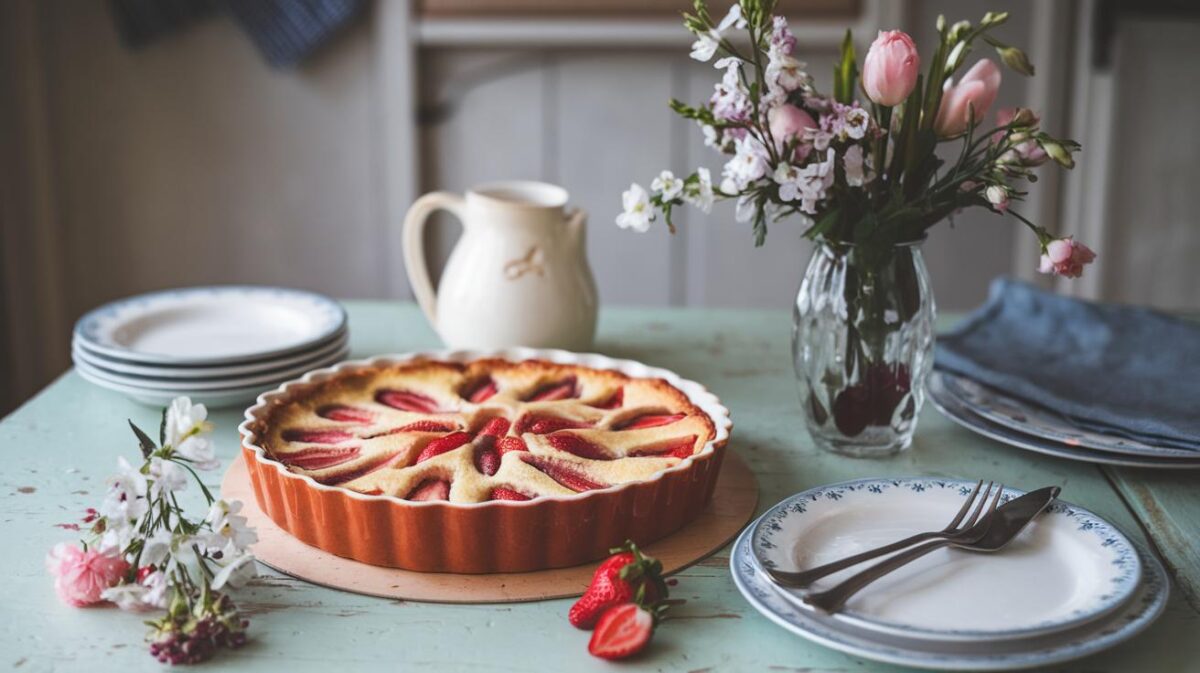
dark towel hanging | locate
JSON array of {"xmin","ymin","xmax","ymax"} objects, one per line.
[{"xmin": 107, "ymin": 0, "xmax": 367, "ymax": 68}]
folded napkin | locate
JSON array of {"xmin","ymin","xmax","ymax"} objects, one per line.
[{"xmin": 936, "ymin": 278, "xmax": 1200, "ymax": 451}]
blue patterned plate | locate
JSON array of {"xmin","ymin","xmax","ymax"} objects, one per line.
[
  {"xmin": 749, "ymin": 478, "xmax": 1141, "ymax": 643},
  {"xmin": 732, "ymin": 509, "xmax": 1168, "ymax": 671},
  {"xmin": 75, "ymin": 286, "xmax": 347, "ymax": 365},
  {"xmin": 940, "ymin": 371, "xmax": 1199, "ymax": 459},
  {"xmin": 930, "ymin": 373, "xmax": 1200, "ymax": 469}
]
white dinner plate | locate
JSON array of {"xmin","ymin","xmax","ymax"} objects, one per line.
[
  {"xmin": 74, "ymin": 286, "xmax": 346, "ymax": 365},
  {"xmin": 750, "ymin": 478, "xmax": 1141, "ymax": 643},
  {"xmin": 940, "ymin": 371, "xmax": 1199, "ymax": 459},
  {"xmin": 74, "ymin": 346, "xmax": 349, "ymax": 392},
  {"xmin": 72, "ymin": 332, "xmax": 348, "ymax": 379},
  {"xmin": 75, "ymin": 366, "xmax": 279, "ymax": 409},
  {"xmin": 731, "ymin": 512, "xmax": 1169, "ymax": 671},
  {"xmin": 929, "ymin": 373, "xmax": 1200, "ymax": 469}
]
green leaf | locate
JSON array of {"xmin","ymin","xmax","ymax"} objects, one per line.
[
  {"xmin": 159, "ymin": 408, "xmax": 168, "ymax": 447},
  {"xmin": 833, "ymin": 29, "xmax": 858, "ymax": 104},
  {"xmin": 129, "ymin": 420, "xmax": 157, "ymax": 459},
  {"xmin": 805, "ymin": 207, "xmax": 841, "ymax": 241}
]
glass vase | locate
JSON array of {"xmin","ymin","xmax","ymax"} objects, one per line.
[{"xmin": 792, "ymin": 240, "xmax": 936, "ymax": 458}]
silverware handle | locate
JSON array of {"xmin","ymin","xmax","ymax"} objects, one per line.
[
  {"xmin": 803, "ymin": 539, "xmax": 950, "ymax": 613},
  {"xmin": 767, "ymin": 531, "xmax": 942, "ymax": 586}
]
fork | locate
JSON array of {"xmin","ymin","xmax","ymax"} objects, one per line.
[
  {"xmin": 763, "ymin": 480, "xmax": 993, "ymax": 588},
  {"xmin": 802, "ymin": 483, "xmax": 1006, "ymax": 613}
]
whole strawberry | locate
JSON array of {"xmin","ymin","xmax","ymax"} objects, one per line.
[{"xmin": 568, "ymin": 541, "xmax": 667, "ymax": 629}]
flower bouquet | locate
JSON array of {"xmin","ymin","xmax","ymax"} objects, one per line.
[
  {"xmin": 616, "ymin": 0, "xmax": 1094, "ymax": 457},
  {"xmin": 46, "ymin": 398, "xmax": 256, "ymax": 664}
]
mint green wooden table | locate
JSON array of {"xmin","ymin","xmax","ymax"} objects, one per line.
[{"xmin": 4, "ymin": 303, "xmax": 1198, "ymax": 672}]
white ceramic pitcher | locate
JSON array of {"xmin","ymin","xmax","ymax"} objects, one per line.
[{"xmin": 402, "ymin": 181, "xmax": 599, "ymax": 350}]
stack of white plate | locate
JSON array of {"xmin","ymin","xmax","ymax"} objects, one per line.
[
  {"xmin": 929, "ymin": 371, "xmax": 1200, "ymax": 469},
  {"xmin": 73, "ymin": 287, "xmax": 348, "ymax": 408},
  {"xmin": 733, "ymin": 478, "xmax": 1169, "ymax": 671}
]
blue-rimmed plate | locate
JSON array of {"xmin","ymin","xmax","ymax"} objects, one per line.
[
  {"xmin": 74, "ymin": 286, "xmax": 347, "ymax": 365},
  {"xmin": 732, "ymin": 509, "xmax": 1168, "ymax": 671},
  {"xmin": 750, "ymin": 478, "xmax": 1141, "ymax": 643},
  {"xmin": 940, "ymin": 371, "xmax": 1199, "ymax": 458}
]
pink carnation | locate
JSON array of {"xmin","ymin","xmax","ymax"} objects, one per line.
[
  {"xmin": 1038, "ymin": 237, "xmax": 1096, "ymax": 278},
  {"xmin": 46, "ymin": 543, "xmax": 129, "ymax": 607}
]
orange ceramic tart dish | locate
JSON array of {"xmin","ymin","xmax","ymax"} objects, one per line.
[{"xmin": 239, "ymin": 353, "xmax": 732, "ymax": 573}]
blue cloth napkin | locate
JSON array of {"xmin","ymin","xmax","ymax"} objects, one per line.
[{"xmin": 936, "ymin": 278, "xmax": 1200, "ymax": 451}]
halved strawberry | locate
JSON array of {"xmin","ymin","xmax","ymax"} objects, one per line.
[
  {"xmin": 314, "ymin": 451, "xmax": 404, "ymax": 485},
  {"xmin": 526, "ymin": 376, "xmax": 578, "ymax": 402},
  {"xmin": 463, "ymin": 377, "xmax": 499, "ymax": 404},
  {"xmin": 630, "ymin": 435, "xmax": 698, "ymax": 459},
  {"xmin": 376, "ymin": 389, "xmax": 442, "ymax": 413},
  {"xmin": 588, "ymin": 603, "xmax": 658, "ymax": 660},
  {"xmin": 414, "ymin": 431, "xmax": 472, "ymax": 464},
  {"xmin": 473, "ymin": 418, "xmax": 511, "ymax": 476},
  {"xmin": 278, "ymin": 446, "xmax": 361, "ymax": 470},
  {"xmin": 406, "ymin": 479, "xmax": 450, "ymax": 501},
  {"xmin": 497, "ymin": 436, "xmax": 528, "ymax": 456},
  {"xmin": 569, "ymin": 541, "xmax": 668, "ymax": 630},
  {"xmin": 516, "ymin": 414, "xmax": 593, "ymax": 435},
  {"xmin": 396, "ymin": 419, "xmax": 459, "ymax": 433},
  {"xmin": 317, "ymin": 404, "xmax": 376, "ymax": 424},
  {"xmin": 524, "ymin": 456, "xmax": 605, "ymax": 492},
  {"xmin": 489, "ymin": 487, "xmax": 531, "ymax": 501},
  {"xmin": 590, "ymin": 387, "xmax": 624, "ymax": 409},
  {"xmin": 615, "ymin": 413, "xmax": 686, "ymax": 431},
  {"xmin": 547, "ymin": 434, "xmax": 610, "ymax": 460},
  {"xmin": 281, "ymin": 429, "xmax": 356, "ymax": 444}
]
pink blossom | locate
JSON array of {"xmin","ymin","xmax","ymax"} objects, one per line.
[
  {"xmin": 1038, "ymin": 237, "xmax": 1096, "ymax": 278},
  {"xmin": 46, "ymin": 543, "xmax": 129, "ymax": 607},
  {"xmin": 862, "ymin": 31, "xmax": 920, "ymax": 106},
  {"xmin": 770, "ymin": 16, "xmax": 796, "ymax": 56},
  {"xmin": 994, "ymin": 107, "xmax": 1047, "ymax": 166},
  {"xmin": 935, "ymin": 59, "xmax": 1002, "ymax": 137}
]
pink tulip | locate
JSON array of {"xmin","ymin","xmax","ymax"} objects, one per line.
[
  {"xmin": 935, "ymin": 59, "xmax": 1002, "ymax": 137},
  {"xmin": 1038, "ymin": 237, "xmax": 1096, "ymax": 278},
  {"xmin": 46, "ymin": 543, "xmax": 129, "ymax": 607},
  {"xmin": 862, "ymin": 30, "xmax": 920, "ymax": 106}
]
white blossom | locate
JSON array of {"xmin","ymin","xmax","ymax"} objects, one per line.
[
  {"xmin": 843, "ymin": 145, "xmax": 867, "ymax": 187},
  {"xmin": 735, "ymin": 194, "xmax": 758, "ymax": 223},
  {"xmin": 683, "ymin": 167, "xmax": 715, "ymax": 213},
  {"xmin": 773, "ymin": 163, "xmax": 803, "ymax": 202},
  {"xmin": 720, "ymin": 135, "xmax": 770, "ymax": 194},
  {"xmin": 689, "ymin": 4, "xmax": 745, "ymax": 62},
  {"xmin": 140, "ymin": 570, "xmax": 169, "ymax": 609},
  {"xmin": 650, "ymin": 170, "xmax": 685, "ymax": 201},
  {"xmin": 100, "ymin": 456, "xmax": 148, "ymax": 525},
  {"xmin": 616, "ymin": 183, "xmax": 654, "ymax": 233},
  {"xmin": 101, "ymin": 582, "xmax": 151, "ymax": 612},
  {"xmin": 843, "ymin": 107, "xmax": 871, "ymax": 140},
  {"xmin": 140, "ymin": 529, "xmax": 174, "ymax": 568},
  {"xmin": 204, "ymin": 499, "xmax": 258, "ymax": 555},
  {"xmin": 165, "ymin": 397, "xmax": 218, "ymax": 469},
  {"xmin": 148, "ymin": 457, "xmax": 188, "ymax": 498},
  {"xmin": 211, "ymin": 552, "xmax": 257, "ymax": 590}
]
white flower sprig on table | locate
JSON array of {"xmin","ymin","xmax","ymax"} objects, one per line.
[
  {"xmin": 617, "ymin": 0, "xmax": 1095, "ymax": 278},
  {"xmin": 46, "ymin": 397, "xmax": 257, "ymax": 665}
]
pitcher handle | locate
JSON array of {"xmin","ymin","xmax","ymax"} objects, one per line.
[{"xmin": 402, "ymin": 192, "xmax": 466, "ymax": 326}]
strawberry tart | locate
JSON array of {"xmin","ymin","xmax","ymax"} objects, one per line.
[{"xmin": 240, "ymin": 352, "xmax": 732, "ymax": 573}]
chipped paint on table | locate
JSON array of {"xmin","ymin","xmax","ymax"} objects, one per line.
[{"xmin": 1, "ymin": 302, "xmax": 1197, "ymax": 672}]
